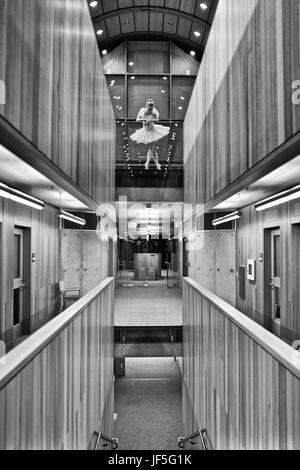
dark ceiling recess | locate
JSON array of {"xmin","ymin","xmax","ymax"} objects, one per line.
[{"xmin": 88, "ymin": 0, "xmax": 219, "ymax": 54}]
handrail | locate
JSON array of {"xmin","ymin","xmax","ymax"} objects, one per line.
[
  {"xmin": 178, "ymin": 429, "xmax": 208, "ymax": 450},
  {"xmin": 184, "ymin": 277, "xmax": 300, "ymax": 380},
  {"xmin": 0, "ymin": 277, "xmax": 114, "ymax": 390},
  {"xmin": 93, "ymin": 431, "xmax": 118, "ymax": 450}
]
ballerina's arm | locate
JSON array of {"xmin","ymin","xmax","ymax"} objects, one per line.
[{"xmin": 136, "ymin": 108, "xmax": 147, "ymax": 122}]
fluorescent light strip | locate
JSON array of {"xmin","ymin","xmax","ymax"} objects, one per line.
[
  {"xmin": 58, "ymin": 210, "xmax": 86, "ymax": 226},
  {"xmin": 255, "ymin": 185, "xmax": 300, "ymax": 212},
  {"xmin": 0, "ymin": 182, "xmax": 45, "ymax": 210},
  {"xmin": 212, "ymin": 211, "xmax": 241, "ymax": 226}
]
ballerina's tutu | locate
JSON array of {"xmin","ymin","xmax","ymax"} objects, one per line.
[{"xmin": 130, "ymin": 123, "xmax": 170, "ymax": 144}]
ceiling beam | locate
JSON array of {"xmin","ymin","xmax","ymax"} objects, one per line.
[
  {"xmin": 97, "ymin": 32, "xmax": 205, "ymax": 53},
  {"xmin": 92, "ymin": 6, "xmax": 212, "ymax": 31}
]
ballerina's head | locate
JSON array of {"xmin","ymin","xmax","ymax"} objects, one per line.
[{"xmin": 146, "ymin": 99, "xmax": 154, "ymax": 111}]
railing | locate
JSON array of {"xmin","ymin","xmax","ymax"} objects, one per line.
[
  {"xmin": 0, "ymin": 277, "xmax": 115, "ymax": 450},
  {"xmin": 178, "ymin": 429, "xmax": 208, "ymax": 450},
  {"xmin": 93, "ymin": 431, "xmax": 118, "ymax": 450},
  {"xmin": 182, "ymin": 277, "xmax": 300, "ymax": 450}
]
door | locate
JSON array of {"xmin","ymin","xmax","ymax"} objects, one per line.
[
  {"xmin": 269, "ymin": 229, "xmax": 281, "ymax": 336},
  {"xmin": 13, "ymin": 228, "xmax": 26, "ymax": 341}
]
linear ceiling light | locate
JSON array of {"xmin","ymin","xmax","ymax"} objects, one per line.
[
  {"xmin": 212, "ymin": 211, "xmax": 242, "ymax": 226},
  {"xmin": 58, "ymin": 210, "xmax": 86, "ymax": 226},
  {"xmin": 0, "ymin": 182, "xmax": 45, "ymax": 210},
  {"xmin": 255, "ymin": 185, "xmax": 300, "ymax": 212}
]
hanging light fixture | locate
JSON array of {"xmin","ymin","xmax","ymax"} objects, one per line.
[
  {"xmin": 212, "ymin": 211, "xmax": 242, "ymax": 226},
  {"xmin": 255, "ymin": 185, "xmax": 300, "ymax": 212},
  {"xmin": 0, "ymin": 182, "xmax": 45, "ymax": 210},
  {"xmin": 58, "ymin": 210, "xmax": 86, "ymax": 226}
]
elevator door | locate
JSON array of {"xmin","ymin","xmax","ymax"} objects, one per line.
[{"xmin": 270, "ymin": 229, "xmax": 281, "ymax": 336}]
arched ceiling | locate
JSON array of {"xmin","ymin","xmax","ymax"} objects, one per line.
[{"xmin": 88, "ymin": 0, "xmax": 219, "ymax": 52}]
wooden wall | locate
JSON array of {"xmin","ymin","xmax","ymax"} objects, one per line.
[
  {"xmin": 0, "ymin": 278, "xmax": 114, "ymax": 450},
  {"xmin": 236, "ymin": 200, "xmax": 300, "ymax": 344},
  {"xmin": 182, "ymin": 278, "xmax": 300, "ymax": 450},
  {"xmin": 60, "ymin": 230, "xmax": 116, "ymax": 296},
  {"xmin": 0, "ymin": 0, "xmax": 115, "ymax": 204},
  {"xmin": 184, "ymin": 0, "xmax": 300, "ymax": 204},
  {"xmin": 184, "ymin": 230, "xmax": 236, "ymax": 306},
  {"xmin": 0, "ymin": 197, "xmax": 59, "ymax": 349}
]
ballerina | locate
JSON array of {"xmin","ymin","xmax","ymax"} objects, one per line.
[{"xmin": 130, "ymin": 99, "xmax": 170, "ymax": 170}]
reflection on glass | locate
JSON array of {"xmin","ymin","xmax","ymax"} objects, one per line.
[
  {"xmin": 101, "ymin": 43, "xmax": 126, "ymax": 74},
  {"xmin": 128, "ymin": 41, "xmax": 170, "ymax": 74},
  {"xmin": 14, "ymin": 234, "xmax": 20, "ymax": 279},
  {"xmin": 171, "ymin": 77, "xmax": 195, "ymax": 120},
  {"xmin": 171, "ymin": 43, "xmax": 200, "ymax": 76},
  {"xmin": 106, "ymin": 76, "xmax": 125, "ymax": 119},
  {"xmin": 128, "ymin": 76, "xmax": 170, "ymax": 120}
]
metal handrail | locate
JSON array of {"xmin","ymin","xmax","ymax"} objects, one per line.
[
  {"xmin": 178, "ymin": 429, "xmax": 208, "ymax": 450},
  {"xmin": 93, "ymin": 431, "xmax": 119, "ymax": 450}
]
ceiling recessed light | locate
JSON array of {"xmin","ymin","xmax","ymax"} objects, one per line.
[
  {"xmin": 163, "ymin": 77, "xmax": 168, "ymax": 80},
  {"xmin": 129, "ymin": 62, "xmax": 134, "ymax": 66},
  {"xmin": 190, "ymin": 51, "xmax": 196, "ymax": 57},
  {"xmin": 90, "ymin": 1, "xmax": 98, "ymax": 7},
  {"xmin": 131, "ymin": 76, "xmax": 135, "ymax": 80},
  {"xmin": 96, "ymin": 29, "xmax": 103, "ymax": 36},
  {"xmin": 186, "ymin": 69, "xmax": 191, "ymax": 75},
  {"xmin": 180, "ymin": 96, "xmax": 185, "ymax": 100},
  {"xmin": 200, "ymin": 2, "xmax": 208, "ymax": 10},
  {"xmin": 102, "ymin": 49, "xmax": 107, "ymax": 55},
  {"xmin": 194, "ymin": 31, "xmax": 201, "ymax": 37},
  {"xmin": 178, "ymin": 106, "xmax": 183, "ymax": 110},
  {"xmin": 161, "ymin": 90, "xmax": 166, "ymax": 94}
]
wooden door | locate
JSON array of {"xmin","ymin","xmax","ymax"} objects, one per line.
[
  {"xmin": 13, "ymin": 228, "xmax": 25, "ymax": 341},
  {"xmin": 269, "ymin": 229, "xmax": 281, "ymax": 337}
]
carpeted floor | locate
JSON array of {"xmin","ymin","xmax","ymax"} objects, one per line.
[{"xmin": 114, "ymin": 358, "xmax": 183, "ymax": 450}]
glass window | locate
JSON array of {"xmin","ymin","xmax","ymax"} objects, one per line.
[
  {"xmin": 171, "ymin": 43, "xmax": 200, "ymax": 76},
  {"xmin": 128, "ymin": 41, "xmax": 170, "ymax": 74},
  {"xmin": 128, "ymin": 76, "xmax": 170, "ymax": 120},
  {"xmin": 106, "ymin": 76, "xmax": 125, "ymax": 119},
  {"xmin": 127, "ymin": 121, "xmax": 170, "ymax": 164},
  {"xmin": 101, "ymin": 43, "xmax": 126, "ymax": 74},
  {"xmin": 169, "ymin": 123, "xmax": 183, "ymax": 163},
  {"xmin": 171, "ymin": 77, "xmax": 195, "ymax": 120},
  {"xmin": 14, "ymin": 234, "xmax": 21, "ymax": 279}
]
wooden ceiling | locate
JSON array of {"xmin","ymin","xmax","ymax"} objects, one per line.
[{"xmin": 89, "ymin": 0, "xmax": 219, "ymax": 51}]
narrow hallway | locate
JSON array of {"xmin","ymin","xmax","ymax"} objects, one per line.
[{"xmin": 114, "ymin": 358, "xmax": 183, "ymax": 450}]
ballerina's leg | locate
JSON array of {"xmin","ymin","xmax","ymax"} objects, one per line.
[
  {"xmin": 145, "ymin": 144, "xmax": 152, "ymax": 170},
  {"xmin": 152, "ymin": 144, "xmax": 161, "ymax": 170}
]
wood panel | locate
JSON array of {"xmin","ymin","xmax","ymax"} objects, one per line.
[
  {"xmin": 60, "ymin": 230, "xmax": 115, "ymax": 296},
  {"xmin": 0, "ymin": 197, "xmax": 59, "ymax": 349},
  {"xmin": 184, "ymin": 0, "xmax": 300, "ymax": 205},
  {"xmin": 182, "ymin": 278, "xmax": 300, "ymax": 450},
  {"xmin": 236, "ymin": 200, "xmax": 300, "ymax": 344},
  {"xmin": 0, "ymin": 278, "xmax": 114, "ymax": 450},
  {"xmin": 185, "ymin": 230, "xmax": 236, "ymax": 306},
  {"xmin": 0, "ymin": 0, "xmax": 115, "ymax": 205}
]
